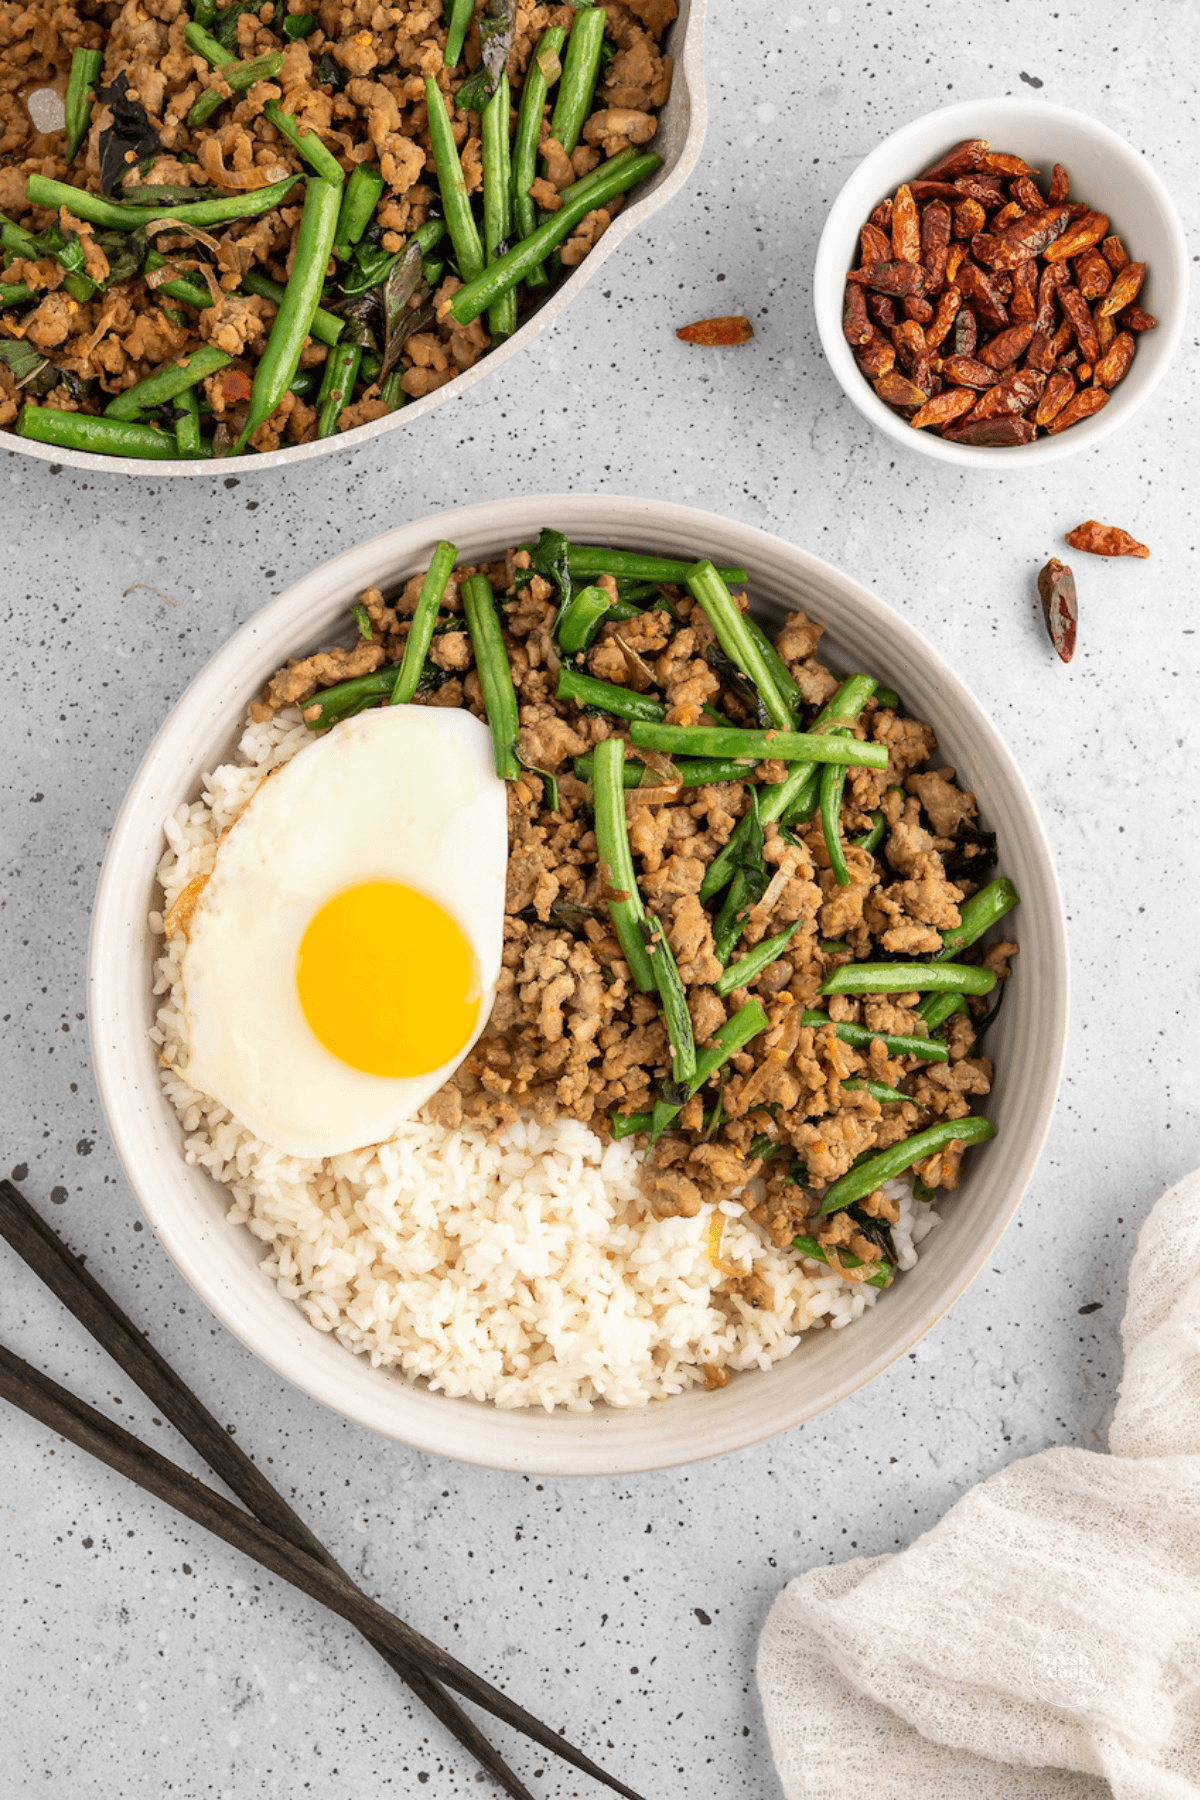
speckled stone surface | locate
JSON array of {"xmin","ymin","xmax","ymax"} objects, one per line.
[{"xmin": 3, "ymin": 2, "xmax": 1199, "ymax": 1794}]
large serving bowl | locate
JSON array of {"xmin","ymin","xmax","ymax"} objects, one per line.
[
  {"xmin": 9, "ymin": 1, "xmax": 705, "ymax": 480},
  {"xmin": 814, "ymin": 96, "xmax": 1188, "ymax": 468},
  {"xmin": 89, "ymin": 495, "xmax": 1068, "ymax": 1473}
]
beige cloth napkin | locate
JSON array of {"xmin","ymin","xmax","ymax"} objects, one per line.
[{"xmin": 757, "ymin": 1170, "xmax": 1200, "ymax": 1800}]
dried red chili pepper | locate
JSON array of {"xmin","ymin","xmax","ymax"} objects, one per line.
[
  {"xmin": 951, "ymin": 304, "xmax": 979, "ymax": 357},
  {"xmin": 866, "ymin": 292, "xmax": 898, "ymax": 331},
  {"xmin": 902, "ymin": 294, "xmax": 935, "ymax": 323},
  {"xmin": 1047, "ymin": 163, "xmax": 1070, "ymax": 204},
  {"xmin": 856, "ymin": 334, "xmax": 896, "ymax": 379},
  {"xmin": 968, "ymin": 367, "xmax": 1045, "ymax": 419},
  {"xmin": 1057, "ymin": 282, "xmax": 1099, "ymax": 362},
  {"xmin": 909, "ymin": 387, "xmax": 975, "ymax": 430},
  {"xmin": 920, "ymin": 200, "xmax": 951, "ymax": 290},
  {"xmin": 1096, "ymin": 260, "xmax": 1146, "ymax": 318},
  {"xmin": 909, "ymin": 180, "xmax": 965, "ymax": 203},
  {"xmin": 954, "ymin": 175, "xmax": 1007, "ymax": 207},
  {"xmin": 943, "ymin": 416, "xmax": 1038, "ymax": 445},
  {"xmin": 1093, "ymin": 306, "xmax": 1116, "ymax": 359},
  {"xmin": 1010, "ymin": 259, "xmax": 1038, "ymax": 321},
  {"xmin": 1033, "ymin": 368, "xmax": 1076, "ymax": 426},
  {"xmin": 870, "ymin": 199, "xmax": 893, "ymax": 231},
  {"xmin": 977, "ymin": 321, "xmax": 1037, "ymax": 368},
  {"xmin": 1064, "ymin": 519, "xmax": 1149, "ymax": 558},
  {"xmin": 1043, "ymin": 210, "xmax": 1109, "ymax": 263},
  {"xmin": 860, "ymin": 222, "xmax": 891, "ymax": 264},
  {"xmin": 1101, "ymin": 234, "xmax": 1129, "ymax": 272},
  {"xmin": 1024, "ymin": 329, "xmax": 1055, "ymax": 373},
  {"xmin": 891, "ymin": 184, "xmax": 921, "ymax": 263},
  {"xmin": 919, "ymin": 138, "xmax": 988, "ymax": 182},
  {"xmin": 842, "ymin": 284, "xmax": 872, "ymax": 348},
  {"xmin": 970, "ymin": 204, "xmax": 1070, "ymax": 268},
  {"xmin": 924, "ymin": 284, "xmax": 962, "ymax": 351},
  {"xmin": 1073, "ymin": 247, "xmax": 1112, "ymax": 301},
  {"xmin": 1038, "ymin": 559, "xmax": 1077, "ymax": 663},
  {"xmin": 847, "ymin": 261, "xmax": 929, "ymax": 297},
  {"xmin": 1044, "ymin": 387, "xmax": 1109, "ymax": 433},
  {"xmin": 952, "ymin": 197, "xmax": 987, "ymax": 239},
  {"xmin": 991, "ymin": 201, "xmax": 1025, "ymax": 231},
  {"xmin": 873, "ymin": 369, "xmax": 929, "ymax": 409},
  {"xmin": 1010, "ymin": 174, "xmax": 1047, "ymax": 213},
  {"xmin": 940, "ymin": 353, "xmax": 997, "ymax": 388},
  {"xmin": 1118, "ymin": 304, "xmax": 1156, "ymax": 332},
  {"xmin": 979, "ymin": 150, "xmax": 1032, "ymax": 177},
  {"xmin": 676, "ymin": 315, "xmax": 754, "ymax": 346}
]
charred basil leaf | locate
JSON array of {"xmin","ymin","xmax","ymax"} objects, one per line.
[
  {"xmin": 332, "ymin": 292, "xmax": 382, "ymax": 353},
  {"xmin": 0, "ymin": 339, "xmax": 56, "ymax": 395},
  {"xmin": 212, "ymin": 0, "xmax": 268, "ymax": 52},
  {"xmin": 846, "ymin": 1204, "xmax": 897, "ymax": 1265},
  {"xmin": 943, "ymin": 822, "xmax": 998, "ymax": 880},
  {"xmin": 379, "ymin": 241, "xmax": 427, "ymax": 380},
  {"xmin": 97, "ymin": 73, "xmax": 163, "ymax": 195},
  {"xmin": 96, "ymin": 228, "xmax": 145, "ymax": 284},
  {"xmin": 315, "ymin": 49, "xmax": 347, "ymax": 89},
  {"xmin": 530, "ymin": 527, "xmax": 572, "ymax": 618},
  {"xmin": 453, "ymin": 0, "xmax": 517, "ymax": 109}
]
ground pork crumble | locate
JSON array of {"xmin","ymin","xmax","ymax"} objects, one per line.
[
  {"xmin": 249, "ymin": 544, "xmax": 1018, "ymax": 1293},
  {"xmin": 0, "ymin": 0, "xmax": 675, "ymax": 449}
]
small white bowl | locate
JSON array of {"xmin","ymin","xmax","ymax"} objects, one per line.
[
  {"xmin": 814, "ymin": 96, "xmax": 1188, "ymax": 468},
  {"xmin": 89, "ymin": 495, "xmax": 1068, "ymax": 1474}
]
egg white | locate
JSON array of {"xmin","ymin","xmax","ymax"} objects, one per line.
[{"xmin": 179, "ymin": 705, "xmax": 507, "ymax": 1158}]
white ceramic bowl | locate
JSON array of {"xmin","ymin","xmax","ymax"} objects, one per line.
[
  {"xmin": 814, "ymin": 96, "xmax": 1188, "ymax": 468},
  {"xmin": 89, "ymin": 495, "xmax": 1068, "ymax": 1474},
  {"xmin": 11, "ymin": 2, "xmax": 705, "ymax": 479}
]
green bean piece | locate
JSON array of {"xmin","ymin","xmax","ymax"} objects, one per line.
[
  {"xmin": 65, "ymin": 47, "xmax": 104, "ymax": 161},
  {"xmin": 792, "ymin": 1236, "xmax": 891, "ymax": 1288},
  {"xmin": 557, "ymin": 584, "xmax": 612, "ymax": 653},
  {"xmin": 288, "ymin": 369, "xmax": 319, "ymax": 397},
  {"xmin": 443, "ymin": 0, "xmax": 475, "ymax": 66},
  {"xmin": 555, "ymin": 666, "xmax": 666, "ymax": 724},
  {"xmin": 609, "ymin": 1109, "xmax": 652, "ymax": 1140},
  {"xmin": 239, "ymin": 268, "xmax": 345, "ymax": 346},
  {"xmin": 818, "ymin": 939, "xmax": 848, "ymax": 954},
  {"xmin": 911, "ymin": 1176, "xmax": 937, "ymax": 1203},
  {"xmin": 281, "ymin": 10, "xmax": 317, "ymax": 36},
  {"xmin": 332, "ymin": 163, "xmax": 384, "ymax": 261},
  {"xmin": 18, "ymin": 406, "xmax": 181, "ymax": 460},
  {"xmin": 648, "ymin": 1000, "xmax": 770, "ymax": 1143},
  {"xmin": 548, "ymin": 4, "xmax": 606, "ymax": 156},
  {"xmin": 173, "ymin": 386, "xmax": 208, "ymax": 457},
  {"xmin": 481, "ymin": 71, "xmax": 516, "ymax": 339},
  {"xmin": 263, "ymin": 102, "xmax": 344, "ymax": 184},
  {"xmin": 460, "ymin": 572, "xmax": 521, "ymax": 781},
  {"xmin": 105, "ymin": 345, "xmax": 232, "ymax": 420},
  {"xmin": 184, "ymin": 23, "xmax": 285, "ymax": 127},
  {"xmin": 513, "ymin": 25, "xmax": 566, "ymax": 273},
  {"xmin": 819, "ymin": 732, "xmax": 852, "ymax": 888},
  {"xmin": 0, "ymin": 282, "xmax": 34, "ymax": 307},
  {"xmin": 422, "ymin": 256, "xmax": 445, "ymax": 287},
  {"xmin": 191, "ymin": 0, "xmax": 216, "ymax": 24},
  {"xmin": 854, "ymin": 810, "xmax": 886, "ymax": 853},
  {"xmin": 315, "ymin": 340, "xmax": 361, "ymax": 437},
  {"xmin": 378, "ymin": 368, "xmax": 405, "ymax": 412},
  {"xmin": 800, "ymin": 1008, "xmax": 948, "ymax": 1064},
  {"xmin": 2, "ymin": 210, "xmax": 95, "ymax": 302},
  {"xmin": 713, "ymin": 923, "xmax": 800, "ymax": 998},
  {"xmin": 642, "ymin": 915, "xmax": 695, "ymax": 1084},
  {"xmin": 873, "ymin": 685, "xmax": 900, "ymax": 711},
  {"xmin": 390, "ymin": 540, "xmax": 457, "ymax": 705},
  {"xmin": 934, "ymin": 877, "xmax": 1020, "ymax": 960},
  {"xmin": 592, "ymin": 738, "xmax": 657, "ymax": 993},
  {"xmin": 629, "ymin": 721, "xmax": 889, "ymax": 770},
  {"xmin": 424, "ymin": 76, "xmax": 484, "ymax": 283},
  {"xmin": 841, "ymin": 1079, "xmax": 910, "ymax": 1104},
  {"xmin": 234, "ymin": 176, "xmax": 341, "ymax": 453},
  {"xmin": 302, "ymin": 669, "xmax": 398, "ymax": 728},
  {"xmin": 686, "ymin": 560, "xmax": 793, "ymax": 731},
  {"xmin": 921, "ymin": 992, "xmax": 970, "ymax": 1034},
  {"xmin": 143, "ymin": 251, "xmax": 217, "ymax": 312},
  {"xmin": 819, "ymin": 1116, "xmax": 996, "ymax": 1215},
  {"xmin": 572, "ymin": 751, "xmax": 754, "ymax": 789},
  {"xmin": 744, "ymin": 616, "xmax": 803, "ymax": 719},
  {"xmin": 448, "ymin": 150, "xmax": 662, "ymax": 325},
  {"xmin": 563, "ymin": 546, "xmax": 748, "ymax": 585},
  {"xmin": 26, "ymin": 172, "xmax": 300, "ymax": 233},
  {"xmin": 820, "ymin": 961, "xmax": 996, "ymax": 998}
]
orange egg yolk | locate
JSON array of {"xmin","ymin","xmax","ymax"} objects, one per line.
[{"xmin": 296, "ymin": 881, "xmax": 480, "ymax": 1078}]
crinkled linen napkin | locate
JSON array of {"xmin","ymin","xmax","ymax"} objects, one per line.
[{"xmin": 758, "ymin": 1169, "xmax": 1200, "ymax": 1800}]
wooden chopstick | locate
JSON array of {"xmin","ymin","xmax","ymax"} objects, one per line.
[{"xmin": 0, "ymin": 1180, "xmax": 644, "ymax": 1800}]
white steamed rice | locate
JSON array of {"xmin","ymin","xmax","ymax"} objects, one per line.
[{"xmin": 148, "ymin": 707, "xmax": 940, "ymax": 1411}]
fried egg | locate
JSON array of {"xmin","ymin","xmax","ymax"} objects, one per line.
[{"xmin": 177, "ymin": 706, "xmax": 507, "ymax": 1157}]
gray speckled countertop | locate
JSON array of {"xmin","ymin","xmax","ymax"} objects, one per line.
[{"xmin": 3, "ymin": 2, "xmax": 1199, "ymax": 1794}]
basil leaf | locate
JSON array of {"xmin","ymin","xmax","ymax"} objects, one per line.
[
  {"xmin": 454, "ymin": 0, "xmax": 516, "ymax": 108},
  {"xmin": 96, "ymin": 73, "xmax": 162, "ymax": 195}
]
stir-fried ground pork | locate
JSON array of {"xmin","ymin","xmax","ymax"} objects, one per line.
[
  {"xmin": 257, "ymin": 546, "xmax": 1017, "ymax": 1286},
  {"xmin": 0, "ymin": 0, "xmax": 674, "ymax": 450}
]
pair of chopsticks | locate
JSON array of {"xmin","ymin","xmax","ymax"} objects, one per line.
[{"xmin": 0, "ymin": 1179, "xmax": 643, "ymax": 1800}]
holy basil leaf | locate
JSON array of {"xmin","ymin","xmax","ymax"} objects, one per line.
[
  {"xmin": 379, "ymin": 248, "xmax": 429, "ymax": 380},
  {"xmin": 530, "ymin": 527, "xmax": 572, "ymax": 617},
  {"xmin": 96, "ymin": 228, "xmax": 145, "ymax": 285},
  {"xmin": 333, "ymin": 291, "xmax": 382, "ymax": 352},
  {"xmin": 454, "ymin": 0, "xmax": 517, "ymax": 109},
  {"xmin": 315, "ymin": 49, "xmax": 347, "ymax": 90},
  {"xmin": 97, "ymin": 73, "xmax": 163, "ymax": 195},
  {"xmin": 212, "ymin": 0, "xmax": 268, "ymax": 52},
  {"xmin": 342, "ymin": 236, "xmax": 405, "ymax": 297},
  {"xmin": 0, "ymin": 338, "xmax": 55, "ymax": 394},
  {"xmin": 118, "ymin": 185, "xmax": 224, "ymax": 206},
  {"xmin": 942, "ymin": 822, "xmax": 998, "ymax": 881}
]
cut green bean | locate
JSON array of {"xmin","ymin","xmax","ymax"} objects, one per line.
[
  {"xmin": 686, "ymin": 560, "xmax": 793, "ymax": 730},
  {"xmin": 240, "ymin": 268, "xmax": 344, "ymax": 346},
  {"xmin": 315, "ymin": 340, "xmax": 361, "ymax": 437},
  {"xmin": 854, "ymin": 810, "xmax": 885, "ymax": 853},
  {"xmin": 820, "ymin": 961, "xmax": 996, "ymax": 998},
  {"xmin": 548, "ymin": 4, "xmax": 605, "ymax": 156},
  {"xmin": 648, "ymin": 1000, "xmax": 770, "ymax": 1143},
  {"xmin": 173, "ymin": 386, "xmax": 207, "ymax": 457},
  {"xmin": 460, "ymin": 572, "xmax": 520, "ymax": 781},
  {"xmin": 841, "ymin": 1079, "xmax": 910, "ymax": 1104},
  {"xmin": 26, "ymin": 172, "xmax": 300, "ymax": 233},
  {"xmin": 390, "ymin": 540, "xmax": 457, "ymax": 705},
  {"xmin": 332, "ymin": 163, "xmax": 384, "ymax": 261},
  {"xmin": 378, "ymin": 368, "xmax": 405, "ymax": 412},
  {"xmin": 873, "ymin": 685, "xmax": 900, "ymax": 711},
  {"xmin": 744, "ymin": 616, "xmax": 803, "ymax": 719},
  {"xmin": 713, "ymin": 923, "xmax": 800, "ymax": 998},
  {"xmin": 642, "ymin": 915, "xmax": 696, "ymax": 1084},
  {"xmin": 233, "ymin": 176, "xmax": 341, "ymax": 452},
  {"xmin": 572, "ymin": 751, "xmax": 755, "ymax": 789},
  {"xmin": 424, "ymin": 75, "xmax": 484, "ymax": 283},
  {"xmin": 513, "ymin": 24, "xmax": 566, "ymax": 285},
  {"xmin": 302, "ymin": 669, "xmax": 398, "ymax": 728},
  {"xmin": 934, "ymin": 877, "xmax": 1020, "ymax": 959},
  {"xmin": 0, "ymin": 282, "xmax": 34, "ymax": 307},
  {"xmin": 143, "ymin": 251, "xmax": 216, "ymax": 312},
  {"xmin": 263, "ymin": 102, "xmax": 344, "ymax": 184},
  {"xmin": 609, "ymin": 1109, "xmax": 652, "ymax": 1140},
  {"xmin": 629, "ymin": 721, "xmax": 889, "ymax": 769},
  {"xmin": 481, "ymin": 71, "xmax": 515, "ymax": 339},
  {"xmin": 592, "ymin": 737, "xmax": 656, "ymax": 993},
  {"xmin": 792, "ymin": 1236, "xmax": 891, "ymax": 1288},
  {"xmin": 819, "ymin": 732, "xmax": 851, "ymax": 887},
  {"xmin": 557, "ymin": 584, "xmax": 612, "ymax": 653},
  {"xmin": 562, "ymin": 546, "xmax": 748, "ymax": 585},
  {"xmin": 105, "ymin": 345, "xmax": 232, "ymax": 420},
  {"xmin": 448, "ymin": 150, "xmax": 662, "ymax": 325},
  {"xmin": 556, "ymin": 666, "xmax": 666, "ymax": 724},
  {"xmin": 819, "ymin": 1116, "xmax": 996, "ymax": 1215},
  {"xmin": 65, "ymin": 47, "xmax": 104, "ymax": 161},
  {"xmin": 800, "ymin": 1009, "xmax": 948, "ymax": 1064},
  {"xmin": 185, "ymin": 23, "xmax": 285, "ymax": 127},
  {"xmin": 921, "ymin": 993, "xmax": 970, "ymax": 1034},
  {"xmin": 18, "ymin": 406, "xmax": 180, "ymax": 460},
  {"xmin": 443, "ymin": 0, "xmax": 475, "ymax": 66}
]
